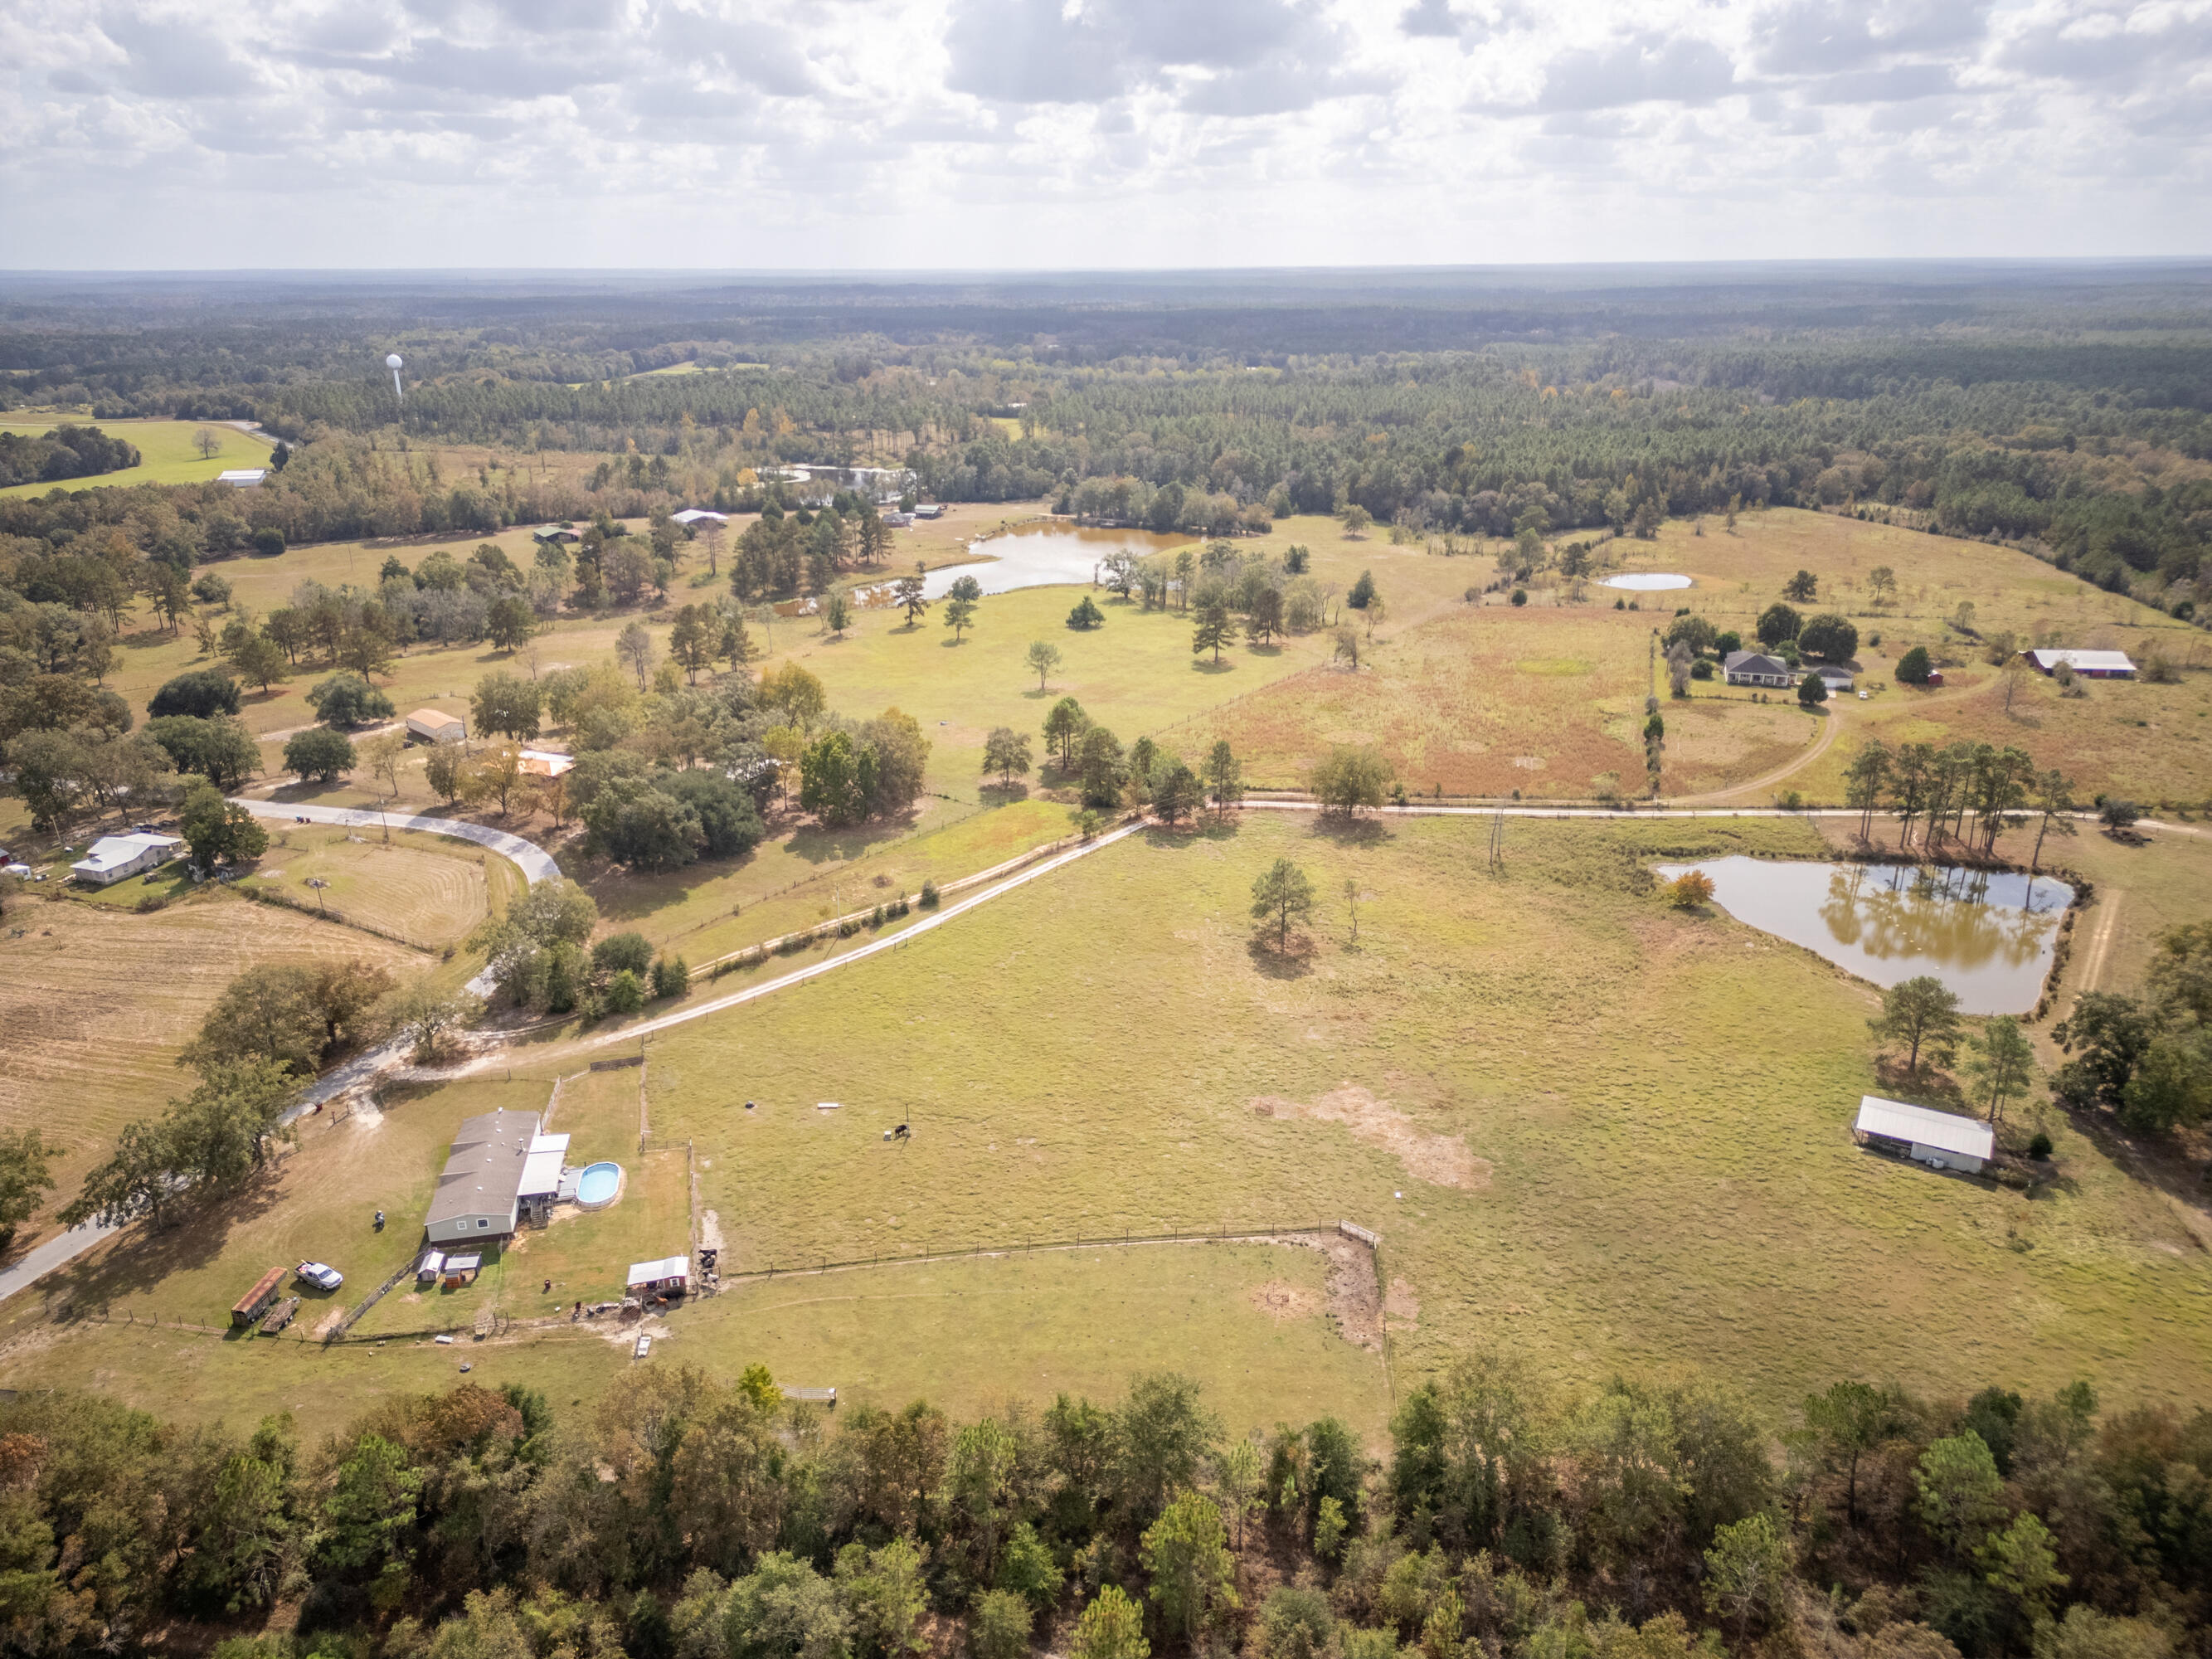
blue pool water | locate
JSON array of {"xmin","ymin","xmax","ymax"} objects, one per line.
[{"xmin": 576, "ymin": 1162, "xmax": 621, "ymax": 1208}]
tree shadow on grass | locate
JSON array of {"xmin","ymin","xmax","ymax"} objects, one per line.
[
  {"xmin": 1247, "ymin": 932, "xmax": 1315, "ymax": 979},
  {"xmin": 979, "ymin": 781, "xmax": 1031, "ymax": 806},
  {"xmin": 1305, "ymin": 813, "xmax": 1393, "ymax": 848},
  {"xmin": 1142, "ymin": 815, "xmax": 1240, "ymax": 849},
  {"xmin": 1189, "ymin": 659, "xmax": 1237, "ymax": 675},
  {"xmin": 38, "ymin": 1168, "xmax": 292, "ymax": 1319},
  {"xmin": 1245, "ymin": 643, "xmax": 1284, "ymax": 659}
]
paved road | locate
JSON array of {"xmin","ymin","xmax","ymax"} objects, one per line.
[{"xmin": 0, "ymin": 803, "xmax": 562, "ymax": 1306}]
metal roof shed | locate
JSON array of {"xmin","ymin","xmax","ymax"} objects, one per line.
[
  {"xmin": 1854, "ymin": 1096, "xmax": 1995, "ymax": 1174},
  {"xmin": 627, "ymin": 1255, "xmax": 690, "ymax": 1291}
]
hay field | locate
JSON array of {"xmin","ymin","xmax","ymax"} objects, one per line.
[
  {"xmin": 239, "ymin": 825, "xmax": 500, "ymax": 950},
  {"xmin": 1193, "ymin": 605, "xmax": 1816, "ymax": 796},
  {"xmin": 0, "ymin": 418, "xmax": 275, "ymax": 499},
  {"xmin": 626, "ymin": 810, "xmax": 2212, "ymax": 1414},
  {"xmin": 0, "ymin": 892, "xmax": 424, "ymax": 1241}
]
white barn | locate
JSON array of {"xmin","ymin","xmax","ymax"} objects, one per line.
[
  {"xmin": 70, "ymin": 832, "xmax": 182, "ymax": 886},
  {"xmin": 406, "ymin": 708, "xmax": 466, "ymax": 744},
  {"xmin": 2026, "ymin": 649, "xmax": 2136, "ymax": 679},
  {"xmin": 1852, "ymin": 1095, "xmax": 1995, "ymax": 1175}
]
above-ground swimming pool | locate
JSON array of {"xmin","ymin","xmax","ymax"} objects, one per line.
[
  {"xmin": 1601, "ymin": 572, "xmax": 1694, "ymax": 591},
  {"xmin": 576, "ymin": 1161, "xmax": 622, "ymax": 1209}
]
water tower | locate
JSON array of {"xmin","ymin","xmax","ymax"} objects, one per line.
[{"xmin": 386, "ymin": 353, "xmax": 404, "ymax": 400}]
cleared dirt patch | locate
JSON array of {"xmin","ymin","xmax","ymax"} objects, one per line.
[
  {"xmin": 1249, "ymin": 1278, "xmax": 1320, "ymax": 1321},
  {"xmin": 1385, "ymin": 1277, "xmax": 1421, "ymax": 1332},
  {"xmin": 1252, "ymin": 1084, "xmax": 1491, "ymax": 1190}
]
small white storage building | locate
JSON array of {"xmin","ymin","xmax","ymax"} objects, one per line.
[
  {"xmin": 216, "ymin": 469, "xmax": 267, "ymax": 488},
  {"xmin": 627, "ymin": 1255, "xmax": 690, "ymax": 1296},
  {"xmin": 518, "ymin": 748, "xmax": 575, "ymax": 779},
  {"xmin": 406, "ymin": 708, "xmax": 466, "ymax": 744},
  {"xmin": 70, "ymin": 832, "xmax": 182, "ymax": 886},
  {"xmin": 1853, "ymin": 1095, "xmax": 1995, "ymax": 1175}
]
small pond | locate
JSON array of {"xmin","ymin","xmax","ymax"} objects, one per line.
[
  {"xmin": 1652, "ymin": 857, "xmax": 2073, "ymax": 1015},
  {"xmin": 921, "ymin": 523, "xmax": 1191, "ymax": 599},
  {"xmin": 1602, "ymin": 572, "xmax": 1694, "ymax": 591}
]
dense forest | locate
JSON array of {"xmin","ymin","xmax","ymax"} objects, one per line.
[
  {"xmin": 0, "ymin": 1353, "xmax": 2201, "ymax": 1659},
  {"xmin": 0, "ymin": 266, "xmax": 2207, "ymax": 603}
]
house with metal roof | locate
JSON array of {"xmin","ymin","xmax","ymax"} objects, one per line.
[
  {"xmin": 426, "ymin": 1110, "xmax": 542, "ymax": 1244},
  {"xmin": 1852, "ymin": 1095, "xmax": 1995, "ymax": 1175},
  {"xmin": 70, "ymin": 831, "xmax": 182, "ymax": 886},
  {"xmin": 2026, "ymin": 649, "xmax": 2136, "ymax": 679}
]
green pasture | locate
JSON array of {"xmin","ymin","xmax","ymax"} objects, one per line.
[{"xmin": 0, "ymin": 419, "xmax": 275, "ymax": 499}]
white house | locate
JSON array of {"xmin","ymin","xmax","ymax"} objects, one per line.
[
  {"xmin": 70, "ymin": 832, "xmax": 182, "ymax": 886},
  {"xmin": 406, "ymin": 708, "xmax": 466, "ymax": 744},
  {"xmin": 1852, "ymin": 1095, "xmax": 1995, "ymax": 1175},
  {"xmin": 216, "ymin": 469, "xmax": 267, "ymax": 488},
  {"xmin": 2026, "ymin": 649, "xmax": 2136, "ymax": 679},
  {"xmin": 425, "ymin": 1110, "xmax": 542, "ymax": 1244},
  {"xmin": 671, "ymin": 508, "xmax": 727, "ymax": 528},
  {"xmin": 1811, "ymin": 664, "xmax": 1856, "ymax": 693},
  {"xmin": 1723, "ymin": 649, "xmax": 1796, "ymax": 688}
]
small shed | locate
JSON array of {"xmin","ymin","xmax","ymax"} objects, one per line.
[
  {"xmin": 216, "ymin": 469, "xmax": 267, "ymax": 488},
  {"xmin": 626, "ymin": 1255, "xmax": 689, "ymax": 1297},
  {"xmin": 441, "ymin": 1252, "xmax": 483, "ymax": 1287},
  {"xmin": 406, "ymin": 708, "xmax": 466, "ymax": 744},
  {"xmin": 1853, "ymin": 1095, "xmax": 1995, "ymax": 1175},
  {"xmin": 71, "ymin": 831, "xmax": 181, "ymax": 886},
  {"xmin": 518, "ymin": 748, "xmax": 576, "ymax": 779},
  {"xmin": 232, "ymin": 1265, "xmax": 287, "ymax": 1328},
  {"xmin": 2027, "ymin": 648, "xmax": 2137, "ymax": 679},
  {"xmin": 416, "ymin": 1251, "xmax": 446, "ymax": 1285}
]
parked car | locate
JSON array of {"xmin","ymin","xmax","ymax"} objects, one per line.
[{"xmin": 295, "ymin": 1261, "xmax": 343, "ymax": 1292}]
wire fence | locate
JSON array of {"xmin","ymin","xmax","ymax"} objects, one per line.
[{"xmin": 52, "ymin": 1219, "xmax": 1387, "ymax": 1352}]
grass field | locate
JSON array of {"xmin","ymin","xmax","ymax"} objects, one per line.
[
  {"xmin": 0, "ymin": 890, "xmax": 425, "ymax": 1244},
  {"xmin": 0, "ymin": 419, "xmax": 275, "ymax": 499},
  {"xmin": 236, "ymin": 825, "xmax": 505, "ymax": 950},
  {"xmin": 7, "ymin": 810, "xmax": 2212, "ymax": 1431}
]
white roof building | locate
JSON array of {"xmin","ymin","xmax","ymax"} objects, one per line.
[
  {"xmin": 1853, "ymin": 1095, "xmax": 1995, "ymax": 1174},
  {"xmin": 70, "ymin": 832, "xmax": 182, "ymax": 886},
  {"xmin": 671, "ymin": 508, "xmax": 728, "ymax": 526},
  {"xmin": 518, "ymin": 748, "xmax": 576, "ymax": 779},
  {"xmin": 216, "ymin": 469, "xmax": 267, "ymax": 488},
  {"xmin": 627, "ymin": 1255, "xmax": 690, "ymax": 1289},
  {"xmin": 2026, "ymin": 649, "xmax": 2136, "ymax": 678},
  {"xmin": 518, "ymin": 1132, "xmax": 570, "ymax": 1202}
]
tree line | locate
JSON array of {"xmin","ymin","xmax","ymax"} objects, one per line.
[{"xmin": 0, "ymin": 1348, "xmax": 2199, "ymax": 1659}]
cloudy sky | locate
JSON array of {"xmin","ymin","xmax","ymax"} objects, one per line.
[{"xmin": 2, "ymin": 0, "xmax": 2207, "ymax": 270}]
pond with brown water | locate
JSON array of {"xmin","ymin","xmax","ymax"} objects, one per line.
[{"xmin": 1651, "ymin": 857, "xmax": 2073, "ymax": 1015}]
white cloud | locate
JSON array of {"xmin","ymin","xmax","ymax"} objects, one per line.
[{"xmin": 0, "ymin": 0, "xmax": 2205, "ymax": 267}]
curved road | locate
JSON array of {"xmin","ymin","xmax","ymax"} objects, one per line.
[{"xmin": 0, "ymin": 801, "xmax": 560, "ymax": 1306}]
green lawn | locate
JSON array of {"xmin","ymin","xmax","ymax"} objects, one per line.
[
  {"xmin": 0, "ymin": 419, "xmax": 276, "ymax": 499},
  {"xmin": 11, "ymin": 811, "xmax": 2212, "ymax": 1429}
]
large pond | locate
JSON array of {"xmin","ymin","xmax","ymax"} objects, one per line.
[
  {"xmin": 1602, "ymin": 572, "xmax": 1694, "ymax": 591},
  {"xmin": 921, "ymin": 523, "xmax": 1190, "ymax": 599},
  {"xmin": 1652, "ymin": 857, "xmax": 2073, "ymax": 1015}
]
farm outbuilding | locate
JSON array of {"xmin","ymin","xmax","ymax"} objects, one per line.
[
  {"xmin": 231, "ymin": 1266, "xmax": 287, "ymax": 1328},
  {"xmin": 1852, "ymin": 1096, "xmax": 1995, "ymax": 1175},
  {"xmin": 518, "ymin": 748, "xmax": 575, "ymax": 779},
  {"xmin": 671, "ymin": 508, "xmax": 727, "ymax": 527},
  {"xmin": 216, "ymin": 469, "xmax": 267, "ymax": 488},
  {"xmin": 627, "ymin": 1256, "xmax": 689, "ymax": 1296},
  {"xmin": 2026, "ymin": 649, "xmax": 2136, "ymax": 679},
  {"xmin": 70, "ymin": 831, "xmax": 182, "ymax": 886},
  {"xmin": 532, "ymin": 525, "xmax": 581, "ymax": 544},
  {"xmin": 406, "ymin": 708, "xmax": 466, "ymax": 744}
]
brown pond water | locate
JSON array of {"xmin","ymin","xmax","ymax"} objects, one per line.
[{"xmin": 1652, "ymin": 857, "xmax": 2073, "ymax": 1015}]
